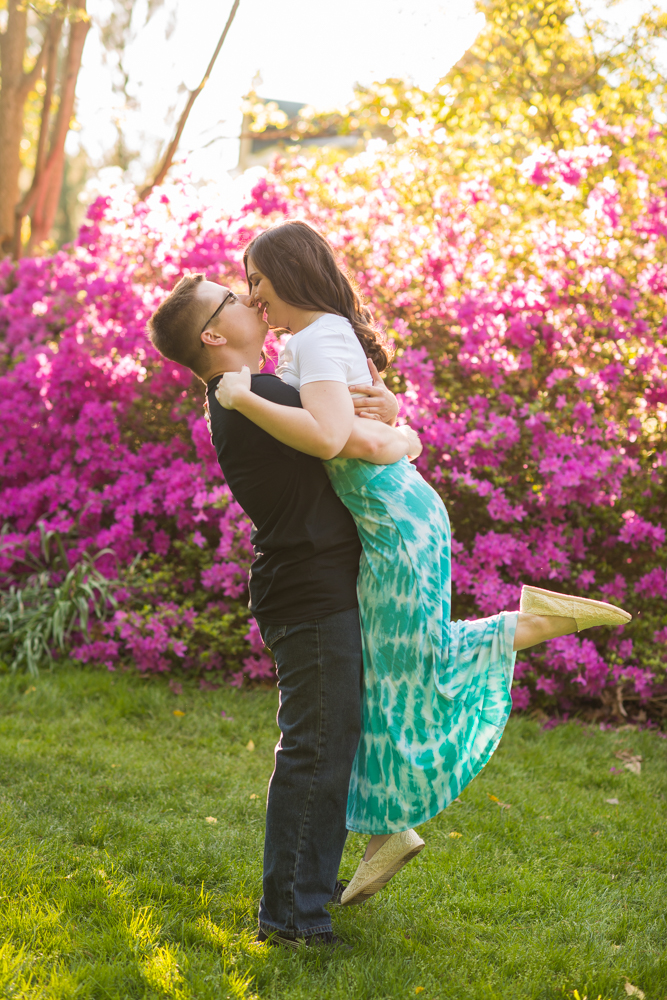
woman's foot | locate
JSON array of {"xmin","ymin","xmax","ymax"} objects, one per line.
[
  {"xmin": 513, "ymin": 586, "xmax": 632, "ymax": 651},
  {"xmin": 520, "ymin": 585, "xmax": 632, "ymax": 631},
  {"xmin": 364, "ymin": 834, "xmax": 392, "ymax": 861},
  {"xmin": 340, "ymin": 829, "xmax": 425, "ymax": 906}
]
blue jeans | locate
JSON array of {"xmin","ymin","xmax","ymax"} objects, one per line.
[{"xmin": 256, "ymin": 607, "xmax": 363, "ymax": 938}]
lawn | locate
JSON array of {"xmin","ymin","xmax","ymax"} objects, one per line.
[{"xmin": 0, "ymin": 669, "xmax": 665, "ymax": 1000}]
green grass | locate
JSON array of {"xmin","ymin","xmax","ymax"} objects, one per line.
[{"xmin": 0, "ymin": 670, "xmax": 665, "ymax": 1000}]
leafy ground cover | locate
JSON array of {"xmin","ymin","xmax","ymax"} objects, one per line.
[{"xmin": 0, "ymin": 669, "xmax": 665, "ymax": 1000}]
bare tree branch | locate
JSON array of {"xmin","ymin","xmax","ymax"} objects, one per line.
[{"xmin": 137, "ymin": 0, "xmax": 240, "ymax": 201}]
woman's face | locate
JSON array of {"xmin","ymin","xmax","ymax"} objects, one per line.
[{"xmin": 246, "ymin": 255, "xmax": 292, "ymax": 329}]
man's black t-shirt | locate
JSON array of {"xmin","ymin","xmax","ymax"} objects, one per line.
[{"xmin": 206, "ymin": 373, "xmax": 361, "ymax": 624}]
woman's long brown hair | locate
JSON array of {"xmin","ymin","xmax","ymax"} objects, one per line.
[{"xmin": 243, "ymin": 221, "xmax": 393, "ymax": 371}]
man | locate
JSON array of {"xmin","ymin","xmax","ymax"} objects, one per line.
[{"xmin": 148, "ymin": 274, "xmax": 417, "ymax": 950}]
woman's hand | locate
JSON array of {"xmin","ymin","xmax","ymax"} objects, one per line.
[
  {"xmin": 350, "ymin": 359, "xmax": 400, "ymax": 425},
  {"xmin": 215, "ymin": 366, "xmax": 252, "ymax": 410},
  {"xmin": 338, "ymin": 419, "xmax": 422, "ymax": 465}
]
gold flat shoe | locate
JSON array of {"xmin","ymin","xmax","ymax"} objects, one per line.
[
  {"xmin": 520, "ymin": 585, "xmax": 632, "ymax": 631},
  {"xmin": 340, "ymin": 829, "xmax": 425, "ymax": 906}
]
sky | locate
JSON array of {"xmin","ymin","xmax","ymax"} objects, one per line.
[
  {"xmin": 72, "ymin": 0, "xmax": 666, "ymax": 191},
  {"xmin": 73, "ymin": 0, "xmax": 487, "ymax": 186}
]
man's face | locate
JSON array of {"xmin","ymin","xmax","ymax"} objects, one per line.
[{"xmin": 197, "ymin": 280, "xmax": 268, "ymax": 352}]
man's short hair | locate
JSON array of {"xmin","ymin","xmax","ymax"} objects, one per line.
[{"xmin": 147, "ymin": 273, "xmax": 208, "ymax": 377}]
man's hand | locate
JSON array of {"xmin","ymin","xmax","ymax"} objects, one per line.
[
  {"xmin": 215, "ymin": 366, "xmax": 252, "ymax": 410},
  {"xmin": 396, "ymin": 425, "xmax": 422, "ymax": 461},
  {"xmin": 350, "ymin": 359, "xmax": 400, "ymax": 425}
]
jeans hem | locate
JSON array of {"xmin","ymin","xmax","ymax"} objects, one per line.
[{"xmin": 258, "ymin": 918, "xmax": 333, "ymax": 939}]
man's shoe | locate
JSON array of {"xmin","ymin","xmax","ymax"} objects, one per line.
[
  {"xmin": 257, "ymin": 928, "xmax": 352, "ymax": 952},
  {"xmin": 329, "ymin": 879, "xmax": 350, "ymax": 905},
  {"xmin": 520, "ymin": 584, "xmax": 632, "ymax": 631},
  {"xmin": 341, "ymin": 828, "xmax": 425, "ymax": 906}
]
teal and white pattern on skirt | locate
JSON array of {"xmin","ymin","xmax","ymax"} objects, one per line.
[{"xmin": 323, "ymin": 455, "xmax": 518, "ymax": 835}]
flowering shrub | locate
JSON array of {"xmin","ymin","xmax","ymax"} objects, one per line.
[
  {"xmin": 0, "ymin": 103, "xmax": 665, "ymax": 715},
  {"xmin": 0, "ymin": 187, "xmax": 277, "ymax": 684}
]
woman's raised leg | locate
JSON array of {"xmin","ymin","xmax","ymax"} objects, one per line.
[{"xmin": 513, "ymin": 613, "xmax": 577, "ymax": 651}]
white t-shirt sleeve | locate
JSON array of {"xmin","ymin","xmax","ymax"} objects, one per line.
[{"xmin": 295, "ymin": 318, "xmax": 370, "ymax": 388}]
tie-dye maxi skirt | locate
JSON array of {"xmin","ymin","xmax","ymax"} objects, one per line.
[{"xmin": 323, "ymin": 455, "xmax": 519, "ymax": 835}]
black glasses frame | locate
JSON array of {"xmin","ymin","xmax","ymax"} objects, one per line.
[{"xmin": 200, "ymin": 291, "xmax": 233, "ymax": 335}]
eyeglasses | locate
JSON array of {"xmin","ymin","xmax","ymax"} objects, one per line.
[{"xmin": 200, "ymin": 290, "xmax": 233, "ymax": 335}]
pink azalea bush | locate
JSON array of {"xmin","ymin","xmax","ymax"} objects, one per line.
[
  {"xmin": 1, "ymin": 109, "xmax": 665, "ymax": 716},
  {"xmin": 0, "ymin": 188, "xmax": 278, "ymax": 684}
]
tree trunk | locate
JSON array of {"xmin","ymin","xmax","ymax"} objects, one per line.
[
  {"xmin": 10, "ymin": 16, "xmax": 64, "ymax": 258},
  {"xmin": 28, "ymin": 1, "xmax": 90, "ymax": 249},
  {"xmin": 0, "ymin": 3, "xmax": 30, "ymax": 253},
  {"xmin": 33, "ymin": 17, "xmax": 64, "ymax": 186}
]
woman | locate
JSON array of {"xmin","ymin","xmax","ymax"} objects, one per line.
[{"xmin": 216, "ymin": 221, "xmax": 631, "ymax": 906}]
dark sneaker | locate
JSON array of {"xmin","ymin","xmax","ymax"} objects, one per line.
[
  {"xmin": 329, "ymin": 879, "xmax": 350, "ymax": 905},
  {"xmin": 257, "ymin": 929, "xmax": 352, "ymax": 952}
]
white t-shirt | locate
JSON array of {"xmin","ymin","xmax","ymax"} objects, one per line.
[{"xmin": 276, "ymin": 314, "xmax": 373, "ymax": 392}]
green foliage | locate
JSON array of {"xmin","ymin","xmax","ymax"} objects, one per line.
[
  {"xmin": 0, "ymin": 525, "xmax": 117, "ymax": 676},
  {"xmin": 444, "ymin": 0, "xmax": 667, "ymax": 153},
  {"xmin": 0, "ymin": 669, "xmax": 666, "ymax": 997},
  {"xmin": 266, "ymin": 0, "xmax": 667, "ymax": 170},
  {"xmin": 116, "ymin": 545, "xmax": 253, "ymax": 676}
]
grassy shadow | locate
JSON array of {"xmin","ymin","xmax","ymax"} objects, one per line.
[{"xmin": 0, "ymin": 669, "xmax": 665, "ymax": 998}]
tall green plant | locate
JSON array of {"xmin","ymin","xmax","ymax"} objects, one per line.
[{"xmin": 0, "ymin": 524, "xmax": 117, "ymax": 675}]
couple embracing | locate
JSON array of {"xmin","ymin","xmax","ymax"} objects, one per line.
[{"xmin": 148, "ymin": 221, "xmax": 631, "ymax": 951}]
